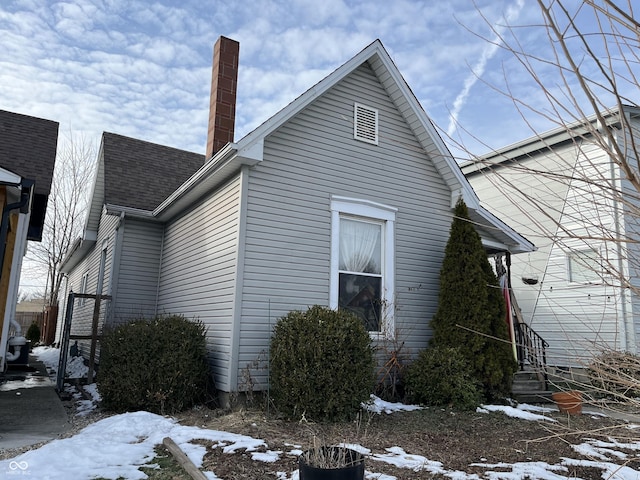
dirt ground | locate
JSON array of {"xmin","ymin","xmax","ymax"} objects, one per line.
[{"xmin": 160, "ymin": 403, "xmax": 640, "ymax": 480}]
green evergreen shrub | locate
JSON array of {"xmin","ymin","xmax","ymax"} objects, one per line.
[
  {"xmin": 404, "ymin": 346, "xmax": 482, "ymax": 410},
  {"xmin": 270, "ymin": 305, "xmax": 375, "ymax": 421},
  {"xmin": 430, "ymin": 199, "xmax": 517, "ymax": 402},
  {"xmin": 25, "ymin": 322, "xmax": 41, "ymax": 344},
  {"xmin": 97, "ymin": 314, "xmax": 210, "ymax": 414}
]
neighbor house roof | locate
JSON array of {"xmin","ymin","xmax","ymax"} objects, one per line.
[
  {"xmin": 0, "ymin": 109, "xmax": 59, "ymax": 241},
  {"xmin": 462, "ymin": 105, "xmax": 640, "ymax": 175},
  {"xmin": 0, "ymin": 109, "xmax": 59, "ymax": 197}
]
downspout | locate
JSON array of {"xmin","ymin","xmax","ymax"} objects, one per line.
[
  {"xmin": 108, "ymin": 211, "xmax": 126, "ymax": 325},
  {"xmin": 607, "ymin": 121, "xmax": 633, "ymax": 352},
  {"xmin": 154, "ymin": 223, "xmax": 166, "ymax": 316}
]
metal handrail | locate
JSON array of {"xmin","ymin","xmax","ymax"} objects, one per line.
[{"xmin": 514, "ymin": 322, "xmax": 549, "ymax": 385}]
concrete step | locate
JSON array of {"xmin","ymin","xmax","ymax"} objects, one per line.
[
  {"xmin": 512, "ymin": 378, "xmax": 546, "ymax": 392},
  {"xmin": 512, "ymin": 390, "xmax": 554, "ymax": 404}
]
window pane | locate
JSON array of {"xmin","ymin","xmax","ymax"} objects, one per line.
[
  {"xmin": 339, "ymin": 218, "xmax": 381, "ymax": 274},
  {"xmin": 339, "ymin": 272, "xmax": 382, "ymax": 331},
  {"xmin": 568, "ymin": 249, "xmax": 600, "ymax": 283}
]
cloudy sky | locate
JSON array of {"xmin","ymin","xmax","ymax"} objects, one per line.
[{"xmin": 1, "ymin": 0, "xmax": 579, "ymax": 161}]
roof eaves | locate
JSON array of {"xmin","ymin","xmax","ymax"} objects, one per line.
[
  {"xmin": 104, "ymin": 204, "xmax": 155, "ymax": 220},
  {"xmin": 368, "ymin": 47, "xmax": 480, "ymax": 210},
  {"xmin": 153, "ymin": 141, "xmax": 261, "ymax": 222},
  {"xmin": 473, "ymin": 206, "xmax": 536, "ymax": 254},
  {"xmin": 60, "ymin": 236, "xmax": 95, "ymax": 274},
  {"xmin": 463, "ymin": 105, "xmax": 639, "ymax": 176}
]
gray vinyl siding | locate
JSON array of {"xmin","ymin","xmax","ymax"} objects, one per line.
[
  {"xmin": 62, "ymin": 211, "xmax": 118, "ymax": 358},
  {"xmin": 157, "ymin": 175, "xmax": 241, "ymax": 392},
  {"xmin": 111, "ymin": 218, "xmax": 163, "ymax": 323},
  {"xmin": 237, "ymin": 62, "xmax": 454, "ymax": 389}
]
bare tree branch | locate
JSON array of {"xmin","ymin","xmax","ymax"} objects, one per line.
[{"xmin": 25, "ymin": 130, "xmax": 95, "ymax": 306}]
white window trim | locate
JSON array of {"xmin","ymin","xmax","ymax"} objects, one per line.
[{"xmin": 330, "ymin": 196, "xmax": 396, "ymax": 339}]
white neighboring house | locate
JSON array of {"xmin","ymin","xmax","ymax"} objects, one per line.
[{"xmin": 463, "ymin": 106, "xmax": 640, "ymax": 367}]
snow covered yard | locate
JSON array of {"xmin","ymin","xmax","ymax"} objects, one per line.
[{"xmin": 1, "ymin": 347, "xmax": 639, "ymax": 479}]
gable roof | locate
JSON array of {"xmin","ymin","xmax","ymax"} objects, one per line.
[
  {"xmin": 152, "ymin": 39, "xmax": 534, "ymax": 254},
  {"xmin": 65, "ymin": 39, "xmax": 534, "ymax": 273},
  {"xmin": 63, "ymin": 132, "xmax": 203, "ymax": 272},
  {"xmin": 84, "ymin": 132, "xmax": 204, "ymax": 232},
  {"xmin": 102, "ymin": 132, "xmax": 204, "ymax": 211},
  {"xmin": 0, "ymin": 109, "xmax": 59, "ymax": 241}
]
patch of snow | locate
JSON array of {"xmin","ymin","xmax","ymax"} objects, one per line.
[
  {"xmin": 516, "ymin": 403, "xmax": 555, "ymax": 413},
  {"xmin": 65, "ymin": 355, "xmax": 88, "ymax": 378},
  {"xmin": 362, "ymin": 394, "xmax": 423, "ymax": 414},
  {"xmin": 471, "ymin": 461, "xmax": 569, "ymax": 479},
  {"xmin": 32, "ymin": 345, "xmax": 59, "ymax": 371},
  {"xmin": 562, "ymin": 457, "xmax": 640, "ymax": 480},
  {"xmin": 477, "ymin": 404, "xmax": 557, "ymax": 422},
  {"xmin": 0, "ymin": 411, "xmax": 266, "ymax": 479},
  {"xmin": 370, "ymin": 446, "xmax": 446, "ymax": 474},
  {"xmin": 338, "ymin": 443, "xmax": 371, "ymax": 455},
  {"xmin": 252, "ymin": 451, "xmax": 281, "ymax": 462}
]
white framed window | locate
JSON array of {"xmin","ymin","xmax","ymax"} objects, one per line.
[
  {"xmin": 567, "ymin": 248, "xmax": 601, "ymax": 283},
  {"xmin": 353, "ymin": 103, "xmax": 378, "ymax": 145},
  {"xmin": 330, "ymin": 196, "xmax": 396, "ymax": 337},
  {"xmin": 80, "ymin": 271, "xmax": 89, "ymax": 306}
]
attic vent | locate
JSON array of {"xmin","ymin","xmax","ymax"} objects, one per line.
[{"xmin": 354, "ymin": 103, "xmax": 378, "ymax": 145}]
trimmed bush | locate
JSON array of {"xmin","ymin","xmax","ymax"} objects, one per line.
[
  {"xmin": 26, "ymin": 322, "xmax": 41, "ymax": 344},
  {"xmin": 270, "ymin": 305, "xmax": 375, "ymax": 421},
  {"xmin": 98, "ymin": 315, "xmax": 210, "ymax": 414},
  {"xmin": 405, "ymin": 346, "xmax": 482, "ymax": 410}
]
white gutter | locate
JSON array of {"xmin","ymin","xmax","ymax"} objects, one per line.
[
  {"xmin": 104, "ymin": 204, "xmax": 155, "ymax": 219},
  {"xmin": 475, "ymin": 207, "xmax": 537, "ymax": 254},
  {"xmin": 153, "ymin": 141, "xmax": 262, "ymax": 222}
]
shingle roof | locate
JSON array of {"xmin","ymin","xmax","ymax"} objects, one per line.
[
  {"xmin": 102, "ymin": 132, "xmax": 204, "ymax": 211},
  {"xmin": 0, "ymin": 109, "xmax": 59, "ymax": 196}
]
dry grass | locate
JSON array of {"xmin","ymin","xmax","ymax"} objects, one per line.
[{"xmin": 160, "ymin": 403, "xmax": 640, "ymax": 480}]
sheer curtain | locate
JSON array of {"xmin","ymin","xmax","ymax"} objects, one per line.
[{"xmin": 339, "ymin": 218, "xmax": 381, "ymax": 273}]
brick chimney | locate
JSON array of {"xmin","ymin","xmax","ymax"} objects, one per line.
[{"xmin": 206, "ymin": 36, "xmax": 240, "ymax": 160}]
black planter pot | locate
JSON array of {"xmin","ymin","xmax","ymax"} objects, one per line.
[{"xmin": 299, "ymin": 446, "xmax": 365, "ymax": 480}]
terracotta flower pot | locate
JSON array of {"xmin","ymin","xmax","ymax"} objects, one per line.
[{"xmin": 552, "ymin": 390, "xmax": 582, "ymax": 415}]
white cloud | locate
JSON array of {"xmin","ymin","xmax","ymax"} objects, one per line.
[{"xmin": 446, "ymin": 0, "xmax": 526, "ymax": 138}]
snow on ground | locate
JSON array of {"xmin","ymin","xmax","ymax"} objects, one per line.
[
  {"xmin": 362, "ymin": 394, "xmax": 424, "ymax": 414},
  {"xmin": 477, "ymin": 404, "xmax": 557, "ymax": 422},
  {"xmin": 32, "ymin": 345, "xmax": 97, "ymax": 415},
  {"xmin": 3, "ymin": 346, "xmax": 638, "ymax": 480}
]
